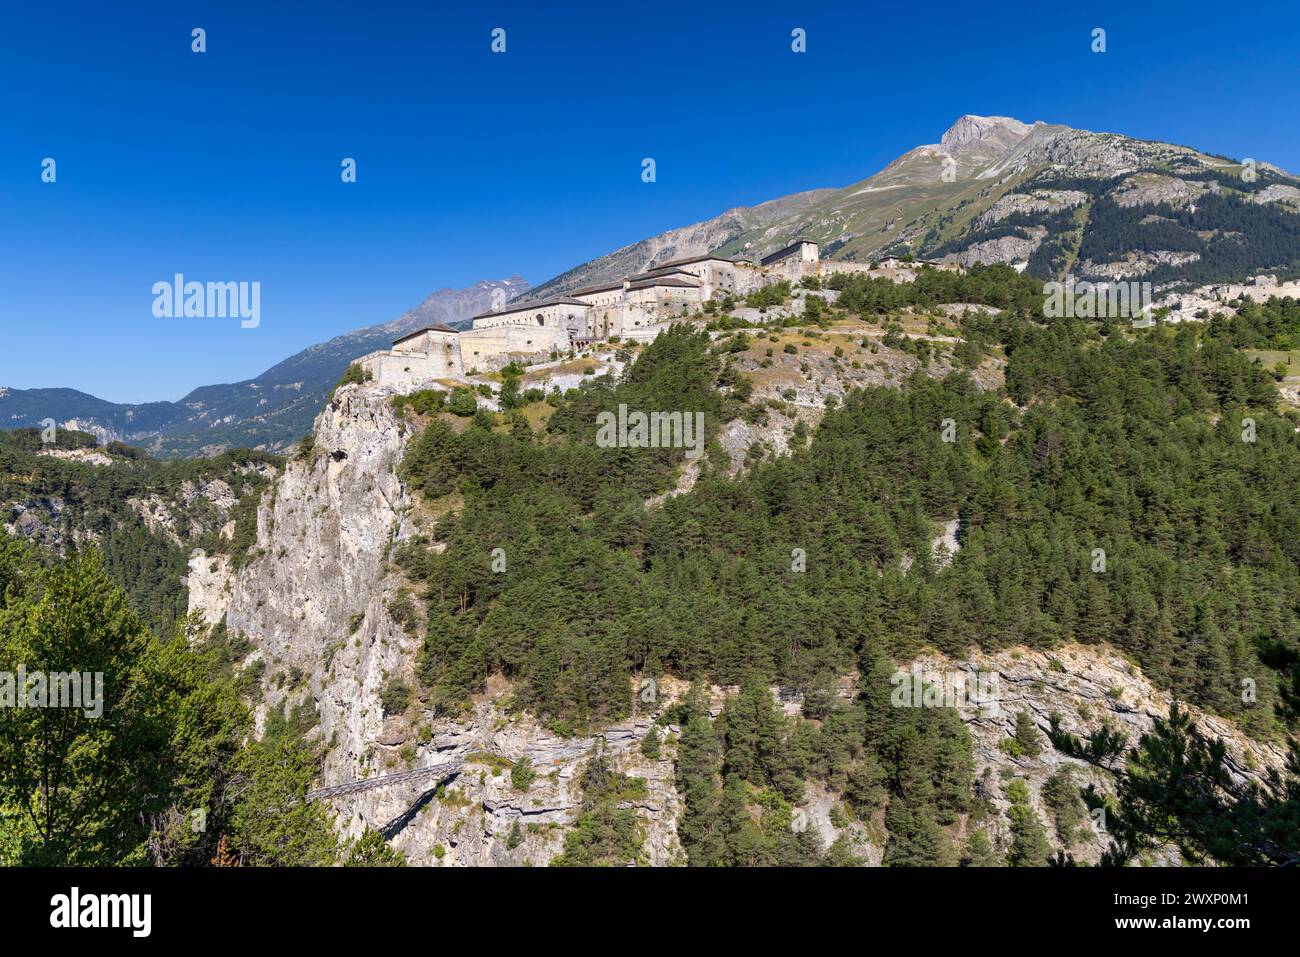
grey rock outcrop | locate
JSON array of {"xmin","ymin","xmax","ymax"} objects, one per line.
[{"xmin": 203, "ymin": 377, "xmax": 1291, "ymax": 867}]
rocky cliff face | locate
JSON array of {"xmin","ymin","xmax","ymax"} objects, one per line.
[
  {"xmin": 198, "ymin": 378, "xmax": 1289, "ymax": 866},
  {"xmin": 910, "ymin": 645, "xmax": 1290, "ymax": 865},
  {"xmin": 204, "ymin": 380, "xmax": 687, "ymax": 865},
  {"xmin": 327, "ymin": 697, "xmax": 685, "ymax": 867},
  {"xmin": 222, "ymin": 383, "xmax": 418, "ymax": 748}
]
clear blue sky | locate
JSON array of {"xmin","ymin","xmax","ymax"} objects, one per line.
[{"xmin": 3, "ymin": 0, "xmax": 1298, "ymax": 402}]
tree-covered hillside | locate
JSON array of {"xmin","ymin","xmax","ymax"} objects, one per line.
[
  {"xmin": 8, "ymin": 266, "xmax": 1300, "ymax": 866},
  {"xmin": 0, "ymin": 429, "xmax": 278, "ymax": 635},
  {"xmin": 398, "ymin": 279, "xmax": 1300, "ymax": 739},
  {"xmin": 0, "ymin": 542, "xmax": 405, "ymax": 866},
  {"xmin": 388, "ymin": 268, "xmax": 1300, "ymax": 864}
]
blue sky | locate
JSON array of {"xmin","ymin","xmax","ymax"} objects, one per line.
[{"xmin": 3, "ymin": 0, "xmax": 1298, "ymax": 403}]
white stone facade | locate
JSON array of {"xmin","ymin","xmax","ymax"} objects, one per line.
[{"xmin": 360, "ymin": 242, "xmax": 846, "ymax": 389}]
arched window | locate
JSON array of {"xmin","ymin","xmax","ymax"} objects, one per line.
[{"xmin": 536, "ymin": 314, "xmax": 545, "ymax": 326}]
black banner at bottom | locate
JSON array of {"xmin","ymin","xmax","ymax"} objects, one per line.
[{"xmin": 0, "ymin": 864, "xmax": 1290, "ymax": 943}]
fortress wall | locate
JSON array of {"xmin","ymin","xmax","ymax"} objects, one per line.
[
  {"xmin": 360, "ymin": 348, "xmax": 462, "ymax": 390},
  {"xmin": 1214, "ymin": 280, "xmax": 1300, "ymax": 302},
  {"xmin": 619, "ymin": 320, "xmax": 681, "ymax": 343},
  {"xmin": 392, "ymin": 329, "xmax": 461, "ymax": 355},
  {"xmin": 732, "ymin": 262, "xmax": 769, "ymax": 295},
  {"xmin": 818, "ymin": 261, "xmax": 877, "ymax": 277},
  {"xmin": 616, "ymin": 286, "xmax": 702, "ymax": 334},
  {"xmin": 765, "ymin": 256, "xmax": 814, "ymax": 283},
  {"xmin": 460, "ymin": 325, "xmax": 572, "ymax": 371},
  {"xmin": 472, "ymin": 302, "xmax": 592, "ymax": 332}
]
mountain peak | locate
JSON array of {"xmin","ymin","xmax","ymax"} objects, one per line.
[{"xmin": 939, "ymin": 115, "xmax": 1033, "ymax": 154}]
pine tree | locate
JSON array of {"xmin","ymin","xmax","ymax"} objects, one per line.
[
  {"xmin": 344, "ymin": 828, "xmax": 406, "ymax": 867},
  {"xmin": 640, "ymin": 725, "xmax": 661, "ymax": 759},
  {"xmin": 1061, "ymin": 705, "xmax": 1300, "ymax": 866},
  {"xmin": 883, "ymin": 797, "xmax": 956, "ymax": 866},
  {"xmin": 1012, "ymin": 709, "xmax": 1044, "ymax": 759},
  {"xmin": 1005, "ymin": 778, "xmax": 1052, "ymax": 867},
  {"xmin": 960, "ymin": 828, "xmax": 1001, "ymax": 867}
]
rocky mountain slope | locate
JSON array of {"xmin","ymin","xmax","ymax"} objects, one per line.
[
  {"xmin": 516, "ymin": 190, "xmax": 835, "ymax": 304},
  {"xmin": 0, "ymin": 277, "xmax": 529, "ymax": 458},
  {"xmin": 530, "ymin": 115, "xmax": 1300, "ymax": 295},
  {"xmin": 0, "ymin": 426, "xmax": 279, "ymax": 636},
  {"xmin": 12, "ymin": 116, "xmax": 1299, "ymax": 462},
  {"xmin": 190, "ymin": 365, "xmax": 1291, "ymax": 866}
]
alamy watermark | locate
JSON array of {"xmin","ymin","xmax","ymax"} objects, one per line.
[
  {"xmin": 890, "ymin": 665, "xmax": 1001, "ymax": 716},
  {"xmin": 1043, "ymin": 276, "xmax": 1152, "ymax": 323},
  {"xmin": 1, "ymin": 665, "xmax": 104, "ymax": 718},
  {"xmin": 596, "ymin": 404, "xmax": 704, "ymax": 459},
  {"xmin": 50, "ymin": 887, "xmax": 150, "ymax": 937},
  {"xmin": 152, "ymin": 274, "xmax": 260, "ymax": 328}
]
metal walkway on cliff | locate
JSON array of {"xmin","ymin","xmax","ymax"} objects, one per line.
[{"xmin": 306, "ymin": 759, "xmax": 463, "ymax": 801}]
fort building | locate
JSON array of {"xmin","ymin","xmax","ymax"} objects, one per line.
[{"xmin": 359, "ymin": 239, "xmax": 956, "ymax": 387}]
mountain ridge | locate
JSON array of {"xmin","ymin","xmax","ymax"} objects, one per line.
[
  {"xmin": 8, "ymin": 113, "xmax": 1300, "ymax": 457},
  {"xmin": 519, "ymin": 114, "xmax": 1300, "ymax": 294},
  {"xmin": 0, "ymin": 277, "xmax": 528, "ymax": 456}
]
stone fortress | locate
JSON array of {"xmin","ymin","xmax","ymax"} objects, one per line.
[
  {"xmin": 1159, "ymin": 273, "xmax": 1300, "ymax": 324},
  {"xmin": 360, "ymin": 240, "xmax": 874, "ymax": 388}
]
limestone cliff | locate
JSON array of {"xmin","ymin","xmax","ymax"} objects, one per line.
[
  {"xmin": 199, "ymin": 379, "xmax": 685, "ymax": 865},
  {"xmin": 195, "ymin": 378, "xmax": 1290, "ymax": 866}
]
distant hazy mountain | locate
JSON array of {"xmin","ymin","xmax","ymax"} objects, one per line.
[
  {"xmin": 530, "ymin": 115, "xmax": 1300, "ymax": 297},
  {"xmin": 0, "ymin": 277, "xmax": 528, "ymax": 456}
]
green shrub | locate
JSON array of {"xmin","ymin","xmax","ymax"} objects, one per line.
[
  {"xmin": 640, "ymin": 726, "xmax": 661, "ymax": 759},
  {"xmin": 380, "ymin": 677, "xmax": 412, "ymax": 716},
  {"xmin": 511, "ymin": 757, "xmax": 536, "ymax": 791},
  {"xmin": 448, "ymin": 388, "xmax": 478, "ymax": 416}
]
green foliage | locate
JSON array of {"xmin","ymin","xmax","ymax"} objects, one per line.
[
  {"xmin": 745, "ymin": 280, "xmax": 791, "ymax": 309},
  {"xmin": 510, "ymin": 756, "xmax": 536, "ymax": 791},
  {"xmin": 1004, "ymin": 778, "xmax": 1052, "ymax": 867},
  {"xmin": 1062, "ymin": 704, "xmax": 1300, "ymax": 866},
  {"xmin": 828, "ymin": 263, "xmax": 1043, "ymax": 316},
  {"xmin": 551, "ymin": 746, "xmax": 645, "ymax": 866},
  {"xmin": 345, "ymin": 828, "xmax": 406, "ymax": 866},
  {"xmin": 640, "ymin": 725, "xmax": 661, "ymax": 759},
  {"xmin": 0, "ymin": 547, "xmax": 341, "ymax": 866},
  {"xmin": 671, "ymin": 677, "xmax": 875, "ymax": 867},
  {"xmin": 0, "ymin": 553, "xmax": 203, "ymax": 864},
  {"xmin": 1203, "ymin": 296, "xmax": 1300, "ymax": 350},
  {"xmin": 227, "ymin": 737, "xmax": 339, "ymax": 866},
  {"xmin": 391, "ymin": 389, "xmax": 447, "ymax": 416},
  {"xmin": 867, "ymin": 658, "xmax": 973, "ymax": 866},
  {"xmin": 262, "ymin": 697, "xmax": 317, "ymax": 746},
  {"xmin": 448, "ymin": 388, "xmax": 479, "ymax": 417},
  {"xmin": 330, "ymin": 363, "xmax": 373, "ymax": 401},
  {"xmin": 498, "ymin": 370, "xmax": 523, "ymax": 411},
  {"xmin": 505, "ymin": 819, "xmax": 524, "ymax": 851},
  {"xmin": 1041, "ymin": 765, "xmax": 1088, "ymax": 846},
  {"xmin": 1009, "ymin": 710, "xmax": 1043, "ymax": 759},
  {"xmin": 960, "ymin": 828, "xmax": 1001, "ymax": 866},
  {"xmin": 379, "ymin": 676, "xmax": 411, "ymax": 716},
  {"xmin": 0, "ymin": 432, "xmax": 277, "ymax": 635}
]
